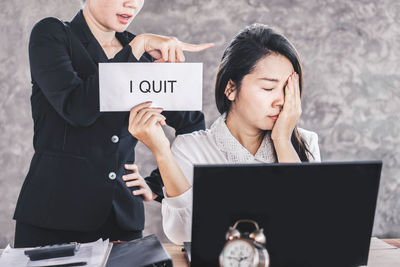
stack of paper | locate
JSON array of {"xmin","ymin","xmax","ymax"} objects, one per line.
[
  {"xmin": 0, "ymin": 239, "xmax": 111, "ymax": 267},
  {"xmin": 360, "ymin": 237, "xmax": 400, "ymax": 267}
]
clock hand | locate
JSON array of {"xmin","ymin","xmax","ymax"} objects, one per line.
[
  {"xmin": 239, "ymin": 255, "xmax": 249, "ymax": 262},
  {"xmin": 227, "ymin": 255, "xmax": 241, "ymax": 262}
]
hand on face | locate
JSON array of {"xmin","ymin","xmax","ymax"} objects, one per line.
[
  {"xmin": 271, "ymin": 72, "xmax": 302, "ymax": 142},
  {"xmin": 128, "ymin": 102, "xmax": 170, "ymax": 155},
  {"xmin": 130, "ymin": 34, "xmax": 214, "ymax": 62},
  {"xmin": 123, "ymin": 164, "xmax": 155, "ymax": 202}
]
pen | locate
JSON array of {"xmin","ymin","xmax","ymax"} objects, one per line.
[{"xmin": 34, "ymin": 262, "xmax": 87, "ymax": 267}]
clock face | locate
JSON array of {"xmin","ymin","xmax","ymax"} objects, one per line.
[{"xmin": 220, "ymin": 239, "xmax": 255, "ymax": 267}]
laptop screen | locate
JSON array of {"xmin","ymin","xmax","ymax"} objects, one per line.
[{"xmin": 190, "ymin": 161, "xmax": 381, "ymax": 267}]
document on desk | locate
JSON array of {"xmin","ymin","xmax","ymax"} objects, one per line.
[
  {"xmin": 99, "ymin": 62, "xmax": 203, "ymax": 111},
  {"xmin": 360, "ymin": 238, "xmax": 400, "ymax": 267},
  {"xmin": 362, "ymin": 248, "xmax": 400, "ymax": 267},
  {"xmin": 0, "ymin": 239, "xmax": 110, "ymax": 267},
  {"xmin": 369, "ymin": 237, "xmax": 396, "ymax": 250}
]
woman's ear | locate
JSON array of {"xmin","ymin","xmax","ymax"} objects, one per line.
[{"xmin": 224, "ymin": 80, "xmax": 237, "ymax": 101}]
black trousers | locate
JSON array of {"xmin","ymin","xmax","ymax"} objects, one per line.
[{"xmin": 14, "ymin": 208, "xmax": 142, "ymax": 248}]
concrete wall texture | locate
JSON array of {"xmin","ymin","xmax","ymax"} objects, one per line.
[{"xmin": 0, "ymin": 0, "xmax": 399, "ymax": 247}]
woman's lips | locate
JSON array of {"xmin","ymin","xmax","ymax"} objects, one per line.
[
  {"xmin": 268, "ymin": 115, "xmax": 279, "ymax": 120},
  {"xmin": 117, "ymin": 14, "xmax": 132, "ymax": 24}
]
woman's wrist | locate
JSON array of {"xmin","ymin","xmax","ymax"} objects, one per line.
[
  {"xmin": 129, "ymin": 35, "xmax": 146, "ymax": 60},
  {"xmin": 273, "ymin": 139, "xmax": 301, "ymax": 163},
  {"xmin": 153, "ymin": 145, "xmax": 174, "ymax": 163},
  {"xmin": 272, "ymin": 136, "xmax": 291, "ymax": 143},
  {"xmin": 154, "ymin": 146, "xmax": 191, "ymax": 197},
  {"xmin": 272, "ymin": 139, "xmax": 292, "ymax": 149}
]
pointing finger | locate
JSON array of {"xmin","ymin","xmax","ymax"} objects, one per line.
[
  {"xmin": 181, "ymin": 42, "xmax": 214, "ymax": 53},
  {"xmin": 176, "ymin": 47, "xmax": 185, "ymax": 62}
]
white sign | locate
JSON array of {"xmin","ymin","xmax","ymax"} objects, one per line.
[{"xmin": 99, "ymin": 62, "xmax": 203, "ymax": 111}]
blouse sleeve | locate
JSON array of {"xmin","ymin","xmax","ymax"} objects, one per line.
[
  {"xmin": 161, "ymin": 136, "xmax": 194, "ymax": 245},
  {"xmin": 307, "ymin": 131, "xmax": 321, "ymax": 162}
]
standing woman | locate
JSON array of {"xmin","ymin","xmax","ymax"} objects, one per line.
[{"xmin": 13, "ymin": 0, "xmax": 213, "ymax": 247}]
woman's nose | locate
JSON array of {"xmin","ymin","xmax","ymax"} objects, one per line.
[{"xmin": 273, "ymin": 88, "xmax": 285, "ymax": 108}]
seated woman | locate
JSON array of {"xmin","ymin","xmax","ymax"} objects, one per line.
[{"xmin": 126, "ymin": 24, "xmax": 321, "ymax": 244}]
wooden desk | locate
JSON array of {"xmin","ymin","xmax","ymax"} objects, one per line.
[
  {"xmin": 163, "ymin": 238, "xmax": 400, "ymax": 267},
  {"xmin": 1, "ymin": 239, "xmax": 398, "ymax": 266},
  {"xmin": 163, "ymin": 243, "xmax": 187, "ymax": 266}
]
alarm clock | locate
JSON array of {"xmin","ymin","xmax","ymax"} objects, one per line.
[{"xmin": 219, "ymin": 219, "xmax": 269, "ymax": 267}]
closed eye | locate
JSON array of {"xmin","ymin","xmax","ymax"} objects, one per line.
[{"xmin": 262, "ymin": 88, "xmax": 273, "ymax": 91}]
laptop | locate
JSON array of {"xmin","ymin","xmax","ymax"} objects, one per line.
[{"xmin": 187, "ymin": 161, "xmax": 382, "ymax": 267}]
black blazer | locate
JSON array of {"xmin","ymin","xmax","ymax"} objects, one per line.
[{"xmin": 13, "ymin": 10, "xmax": 205, "ymax": 232}]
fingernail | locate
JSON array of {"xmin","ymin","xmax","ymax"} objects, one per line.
[{"xmin": 132, "ymin": 191, "xmax": 136, "ymax": 195}]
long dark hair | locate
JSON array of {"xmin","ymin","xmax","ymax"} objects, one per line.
[{"xmin": 215, "ymin": 24, "xmax": 313, "ymax": 161}]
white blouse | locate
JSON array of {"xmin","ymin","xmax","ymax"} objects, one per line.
[{"xmin": 161, "ymin": 114, "xmax": 321, "ymax": 244}]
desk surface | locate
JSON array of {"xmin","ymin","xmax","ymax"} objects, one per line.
[
  {"xmin": 1, "ymin": 238, "xmax": 399, "ymax": 266},
  {"xmin": 163, "ymin": 238, "xmax": 400, "ymax": 267}
]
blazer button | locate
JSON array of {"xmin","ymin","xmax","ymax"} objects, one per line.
[
  {"xmin": 108, "ymin": 172, "xmax": 117, "ymax": 180},
  {"xmin": 111, "ymin": 135, "xmax": 119, "ymax": 143}
]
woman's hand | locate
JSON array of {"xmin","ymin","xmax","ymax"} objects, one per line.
[
  {"xmin": 129, "ymin": 34, "xmax": 214, "ymax": 62},
  {"xmin": 128, "ymin": 101, "xmax": 170, "ymax": 156},
  {"xmin": 271, "ymin": 72, "xmax": 302, "ymax": 142},
  {"xmin": 123, "ymin": 164, "xmax": 155, "ymax": 202}
]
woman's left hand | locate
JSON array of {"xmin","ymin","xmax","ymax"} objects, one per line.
[
  {"xmin": 271, "ymin": 72, "xmax": 302, "ymax": 142},
  {"xmin": 123, "ymin": 164, "xmax": 156, "ymax": 202}
]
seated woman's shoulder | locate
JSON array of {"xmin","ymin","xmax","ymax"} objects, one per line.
[
  {"xmin": 172, "ymin": 129, "xmax": 213, "ymax": 149},
  {"xmin": 297, "ymin": 127, "xmax": 318, "ymax": 143}
]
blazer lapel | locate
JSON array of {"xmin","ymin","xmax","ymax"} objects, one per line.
[
  {"xmin": 69, "ymin": 10, "xmax": 130, "ymax": 132},
  {"xmin": 70, "ymin": 10, "xmax": 108, "ymax": 64}
]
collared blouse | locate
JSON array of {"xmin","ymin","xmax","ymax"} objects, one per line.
[{"xmin": 161, "ymin": 113, "xmax": 321, "ymax": 244}]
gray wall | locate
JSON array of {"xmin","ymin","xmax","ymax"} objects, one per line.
[{"xmin": 1, "ymin": 0, "xmax": 399, "ymax": 247}]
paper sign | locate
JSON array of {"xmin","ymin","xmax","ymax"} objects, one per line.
[{"xmin": 99, "ymin": 62, "xmax": 203, "ymax": 111}]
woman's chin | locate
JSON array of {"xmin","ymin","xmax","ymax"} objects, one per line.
[
  {"xmin": 114, "ymin": 25, "xmax": 129, "ymax": 33},
  {"xmin": 257, "ymin": 123, "xmax": 274, "ymax": 132},
  {"xmin": 110, "ymin": 21, "xmax": 131, "ymax": 32}
]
